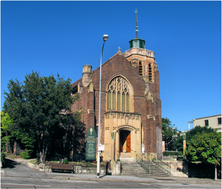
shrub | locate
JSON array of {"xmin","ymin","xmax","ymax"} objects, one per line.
[
  {"xmin": 63, "ymin": 158, "xmax": 68, "ymax": 164},
  {"xmin": 19, "ymin": 149, "xmax": 33, "ymax": 159},
  {"xmin": 163, "ymin": 151, "xmax": 179, "ymax": 156},
  {"xmin": 59, "ymin": 158, "xmax": 68, "ymax": 164}
]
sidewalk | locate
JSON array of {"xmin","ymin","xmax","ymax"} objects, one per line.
[
  {"xmin": 47, "ymin": 172, "xmax": 221, "ymax": 185},
  {"xmin": 1, "ymin": 157, "xmax": 221, "ymax": 185}
]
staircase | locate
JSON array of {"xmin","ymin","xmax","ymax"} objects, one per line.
[
  {"xmin": 120, "ymin": 160, "xmax": 171, "ymax": 177},
  {"xmin": 144, "ymin": 161, "xmax": 171, "ymax": 177},
  {"xmin": 120, "ymin": 161, "xmax": 150, "ymax": 177}
]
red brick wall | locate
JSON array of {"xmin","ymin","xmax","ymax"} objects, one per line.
[{"xmin": 71, "ymin": 52, "xmax": 162, "ymax": 156}]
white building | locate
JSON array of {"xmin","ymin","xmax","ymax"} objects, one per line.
[{"xmin": 188, "ymin": 114, "xmax": 221, "ymax": 132}]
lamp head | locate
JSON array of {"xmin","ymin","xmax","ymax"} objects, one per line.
[{"xmin": 103, "ymin": 34, "xmax": 109, "ymax": 41}]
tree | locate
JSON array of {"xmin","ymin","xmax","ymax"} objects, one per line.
[
  {"xmin": 1, "ymin": 111, "xmax": 14, "ymax": 152},
  {"xmin": 1, "ymin": 111, "xmax": 35, "ymax": 157},
  {"xmin": 3, "ymin": 71, "xmax": 79, "ymax": 163},
  {"xmin": 162, "ymin": 118, "xmax": 181, "ymax": 151},
  {"xmin": 185, "ymin": 130, "xmax": 221, "ymax": 180},
  {"xmin": 185, "ymin": 125, "xmax": 215, "ymax": 142}
]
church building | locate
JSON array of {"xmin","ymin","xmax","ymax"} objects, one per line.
[{"xmin": 71, "ymin": 12, "xmax": 162, "ymax": 162}]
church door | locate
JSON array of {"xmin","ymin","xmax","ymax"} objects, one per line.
[
  {"xmin": 119, "ymin": 130, "xmax": 131, "ymax": 153},
  {"xmin": 126, "ymin": 132, "xmax": 131, "ymax": 152}
]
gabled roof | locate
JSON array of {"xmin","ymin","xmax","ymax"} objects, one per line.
[{"xmin": 71, "ymin": 78, "xmax": 82, "ymax": 88}]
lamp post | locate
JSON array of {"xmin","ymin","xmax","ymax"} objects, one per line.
[{"xmin": 97, "ymin": 34, "xmax": 109, "ymax": 178}]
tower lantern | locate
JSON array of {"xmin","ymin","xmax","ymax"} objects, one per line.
[{"xmin": 129, "ymin": 9, "xmax": 145, "ymax": 49}]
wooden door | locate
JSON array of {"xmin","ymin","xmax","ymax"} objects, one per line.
[{"xmin": 126, "ymin": 131, "xmax": 131, "ymax": 152}]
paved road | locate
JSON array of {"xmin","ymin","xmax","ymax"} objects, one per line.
[{"xmin": 1, "ymin": 158, "xmax": 221, "ymax": 188}]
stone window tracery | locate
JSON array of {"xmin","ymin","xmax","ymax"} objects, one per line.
[{"xmin": 107, "ymin": 76, "xmax": 131, "ymax": 112}]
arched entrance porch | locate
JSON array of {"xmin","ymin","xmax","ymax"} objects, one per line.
[{"xmin": 103, "ymin": 112, "xmax": 142, "ymax": 162}]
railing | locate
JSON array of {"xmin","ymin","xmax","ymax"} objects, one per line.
[
  {"xmin": 126, "ymin": 144, "xmax": 136, "ymax": 153},
  {"xmin": 153, "ymin": 159, "xmax": 171, "ymax": 175},
  {"xmin": 136, "ymin": 154, "xmax": 149, "ymax": 174}
]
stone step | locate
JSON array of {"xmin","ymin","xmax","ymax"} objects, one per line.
[{"xmin": 120, "ymin": 160, "xmax": 171, "ymax": 177}]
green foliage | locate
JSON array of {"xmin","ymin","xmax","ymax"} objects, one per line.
[
  {"xmin": 1, "ymin": 112, "xmax": 13, "ymax": 132},
  {"xmin": 19, "ymin": 149, "xmax": 33, "ymax": 159},
  {"xmin": 1, "ymin": 111, "xmax": 35, "ymax": 155},
  {"xmin": 59, "ymin": 158, "xmax": 68, "ymax": 164},
  {"xmin": 1, "ymin": 111, "xmax": 14, "ymax": 152},
  {"xmin": 174, "ymin": 126, "xmax": 216, "ymax": 156},
  {"xmin": 163, "ymin": 151, "xmax": 180, "ymax": 156},
  {"xmin": 162, "ymin": 117, "xmax": 181, "ymax": 151},
  {"xmin": 185, "ymin": 130, "xmax": 221, "ymax": 166},
  {"xmin": 3, "ymin": 71, "xmax": 79, "ymax": 163},
  {"xmin": 1, "ymin": 152, "xmax": 6, "ymax": 167},
  {"xmin": 186, "ymin": 126, "xmax": 215, "ymax": 142}
]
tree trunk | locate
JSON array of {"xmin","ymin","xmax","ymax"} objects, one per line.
[
  {"xmin": 39, "ymin": 140, "xmax": 48, "ymax": 164},
  {"xmin": 37, "ymin": 135, "xmax": 48, "ymax": 164},
  {"xmin": 13, "ymin": 140, "xmax": 17, "ymax": 155},
  {"xmin": 215, "ymin": 164, "xmax": 217, "ymax": 180}
]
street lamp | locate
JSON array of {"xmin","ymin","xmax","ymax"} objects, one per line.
[{"xmin": 97, "ymin": 34, "xmax": 109, "ymax": 178}]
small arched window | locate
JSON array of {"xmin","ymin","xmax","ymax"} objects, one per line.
[
  {"xmin": 149, "ymin": 63, "xmax": 152, "ymax": 82},
  {"xmin": 139, "ymin": 62, "xmax": 143, "ymax": 76}
]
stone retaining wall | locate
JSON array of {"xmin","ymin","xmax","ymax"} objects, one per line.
[
  {"xmin": 27, "ymin": 162, "xmax": 106, "ymax": 174},
  {"xmin": 162, "ymin": 160, "xmax": 188, "ymax": 177}
]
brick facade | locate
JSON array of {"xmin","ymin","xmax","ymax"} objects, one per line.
[{"xmin": 71, "ymin": 47, "xmax": 162, "ymax": 161}]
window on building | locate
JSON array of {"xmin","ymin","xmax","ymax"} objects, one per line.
[
  {"xmin": 149, "ymin": 63, "xmax": 152, "ymax": 82},
  {"xmin": 218, "ymin": 117, "xmax": 221, "ymax": 125},
  {"xmin": 72, "ymin": 86, "xmax": 78, "ymax": 94},
  {"xmin": 112, "ymin": 91, "xmax": 116, "ymax": 110},
  {"xmin": 205, "ymin": 120, "xmax": 209, "ymax": 126},
  {"xmin": 139, "ymin": 62, "xmax": 143, "ymax": 76},
  {"xmin": 107, "ymin": 76, "xmax": 131, "ymax": 112},
  {"xmin": 107, "ymin": 90, "xmax": 111, "ymax": 110},
  {"xmin": 126, "ymin": 93, "xmax": 129, "ymax": 111},
  {"xmin": 117, "ymin": 91, "xmax": 121, "ymax": 111}
]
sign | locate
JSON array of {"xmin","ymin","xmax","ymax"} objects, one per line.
[
  {"xmin": 86, "ymin": 126, "xmax": 97, "ymax": 160},
  {"xmin": 98, "ymin": 144, "xmax": 104, "ymax": 151},
  {"xmin": 111, "ymin": 131, "xmax": 114, "ymax": 140}
]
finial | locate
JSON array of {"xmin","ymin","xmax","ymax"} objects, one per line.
[
  {"xmin": 118, "ymin": 47, "xmax": 121, "ymax": 52},
  {"xmin": 135, "ymin": 9, "xmax": 138, "ymax": 38}
]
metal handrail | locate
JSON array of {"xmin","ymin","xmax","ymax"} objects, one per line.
[
  {"xmin": 153, "ymin": 159, "xmax": 171, "ymax": 174},
  {"xmin": 136, "ymin": 154, "xmax": 149, "ymax": 174},
  {"xmin": 126, "ymin": 144, "xmax": 136, "ymax": 152}
]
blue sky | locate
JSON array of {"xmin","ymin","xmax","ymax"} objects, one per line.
[{"xmin": 1, "ymin": 1, "xmax": 221, "ymax": 132}]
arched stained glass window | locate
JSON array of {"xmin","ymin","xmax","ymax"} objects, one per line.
[{"xmin": 107, "ymin": 76, "xmax": 131, "ymax": 112}]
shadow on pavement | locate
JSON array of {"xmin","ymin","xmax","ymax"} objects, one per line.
[{"xmin": 4, "ymin": 158, "xmax": 21, "ymax": 169}]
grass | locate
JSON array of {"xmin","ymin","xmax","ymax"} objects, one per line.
[{"xmin": 28, "ymin": 160, "xmax": 38, "ymax": 164}]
